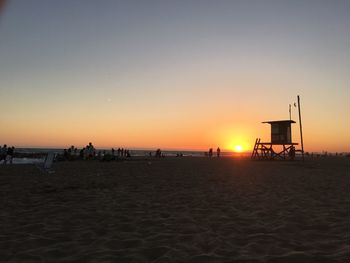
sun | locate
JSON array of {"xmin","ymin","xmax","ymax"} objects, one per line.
[
  {"xmin": 225, "ymin": 137, "xmax": 249, "ymax": 153},
  {"xmin": 234, "ymin": 145, "xmax": 243, "ymax": 152}
]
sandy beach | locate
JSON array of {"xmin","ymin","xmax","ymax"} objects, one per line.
[{"xmin": 1, "ymin": 157, "xmax": 350, "ymax": 262}]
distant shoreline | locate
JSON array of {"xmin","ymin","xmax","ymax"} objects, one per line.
[{"xmin": 13, "ymin": 148, "xmax": 248, "ymax": 158}]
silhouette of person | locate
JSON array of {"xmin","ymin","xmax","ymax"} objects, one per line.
[
  {"xmin": 217, "ymin": 147, "xmax": 221, "ymax": 157},
  {"xmin": 0, "ymin": 144, "xmax": 7, "ymax": 163},
  {"xmin": 289, "ymin": 145, "xmax": 295, "ymax": 160},
  {"xmin": 79, "ymin": 148, "xmax": 84, "ymax": 159},
  {"xmin": 209, "ymin": 148, "xmax": 213, "ymax": 158},
  {"xmin": 88, "ymin": 142, "xmax": 95, "ymax": 159},
  {"xmin": 63, "ymin": 149, "xmax": 69, "ymax": 160},
  {"xmin": 5, "ymin": 146, "xmax": 14, "ymax": 164}
]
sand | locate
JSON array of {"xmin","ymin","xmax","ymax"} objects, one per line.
[{"xmin": 1, "ymin": 157, "xmax": 350, "ymax": 262}]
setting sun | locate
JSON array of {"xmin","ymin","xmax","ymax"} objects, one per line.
[
  {"xmin": 225, "ymin": 136, "xmax": 251, "ymax": 153},
  {"xmin": 234, "ymin": 145, "xmax": 243, "ymax": 152}
]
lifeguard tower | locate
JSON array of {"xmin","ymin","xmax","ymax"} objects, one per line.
[{"xmin": 251, "ymin": 120, "xmax": 298, "ymax": 160}]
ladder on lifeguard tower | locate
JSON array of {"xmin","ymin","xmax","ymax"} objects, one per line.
[
  {"xmin": 251, "ymin": 138, "xmax": 274, "ymax": 160},
  {"xmin": 251, "ymin": 138, "xmax": 260, "ymax": 159}
]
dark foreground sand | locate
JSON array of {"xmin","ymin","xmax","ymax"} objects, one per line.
[{"xmin": 1, "ymin": 157, "xmax": 350, "ymax": 262}]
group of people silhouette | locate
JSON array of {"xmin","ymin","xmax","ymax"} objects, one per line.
[
  {"xmin": 155, "ymin": 148, "xmax": 162, "ymax": 157},
  {"xmin": 1, "ymin": 143, "xmax": 223, "ymax": 164},
  {"xmin": 63, "ymin": 142, "xmax": 95, "ymax": 160},
  {"xmin": 206, "ymin": 147, "xmax": 221, "ymax": 158},
  {"xmin": 0, "ymin": 144, "xmax": 15, "ymax": 164},
  {"xmin": 111, "ymin": 148, "xmax": 131, "ymax": 158},
  {"xmin": 62, "ymin": 143, "xmax": 131, "ymax": 161}
]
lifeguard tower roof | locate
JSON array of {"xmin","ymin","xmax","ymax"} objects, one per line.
[
  {"xmin": 262, "ymin": 120, "xmax": 296, "ymax": 124},
  {"xmin": 262, "ymin": 120, "xmax": 296, "ymax": 144}
]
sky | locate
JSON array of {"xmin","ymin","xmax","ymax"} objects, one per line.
[{"xmin": 0, "ymin": 0, "xmax": 349, "ymax": 152}]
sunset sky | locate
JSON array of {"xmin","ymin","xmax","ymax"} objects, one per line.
[{"xmin": 0, "ymin": 0, "xmax": 349, "ymax": 152}]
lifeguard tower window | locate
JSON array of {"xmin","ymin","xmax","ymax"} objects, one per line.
[{"xmin": 263, "ymin": 120, "xmax": 295, "ymax": 144}]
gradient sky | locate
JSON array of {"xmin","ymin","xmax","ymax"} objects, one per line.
[{"xmin": 1, "ymin": 0, "xmax": 349, "ymax": 152}]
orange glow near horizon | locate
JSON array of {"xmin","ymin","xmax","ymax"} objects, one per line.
[
  {"xmin": 0, "ymin": 118, "xmax": 349, "ymax": 153},
  {"xmin": 234, "ymin": 145, "xmax": 243, "ymax": 152},
  {"xmin": 223, "ymin": 131, "xmax": 253, "ymax": 153},
  {"xmin": 1, "ymin": 111, "xmax": 348, "ymax": 153}
]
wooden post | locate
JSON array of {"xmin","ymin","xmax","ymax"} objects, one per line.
[{"xmin": 297, "ymin": 95, "xmax": 304, "ymax": 161}]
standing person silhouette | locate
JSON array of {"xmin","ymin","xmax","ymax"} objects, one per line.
[
  {"xmin": 1, "ymin": 144, "xmax": 7, "ymax": 163},
  {"xmin": 209, "ymin": 148, "xmax": 213, "ymax": 158},
  {"xmin": 217, "ymin": 147, "xmax": 221, "ymax": 157},
  {"xmin": 7, "ymin": 146, "xmax": 14, "ymax": 164}
]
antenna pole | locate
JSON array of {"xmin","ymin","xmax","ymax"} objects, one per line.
[
  {"xmin": 297, "ymin": 95, "xmax": 304, "ymax": 161},
  {"xmin": 289, "ymin": 104, "xmax": 291, "ymax": 120}
]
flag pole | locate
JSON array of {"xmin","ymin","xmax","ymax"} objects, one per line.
[{"xmin": 297, "ymin": 95, "xmax": 304, "ymax": 161}]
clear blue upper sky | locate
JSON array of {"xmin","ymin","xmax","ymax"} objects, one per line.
[{"xmin": 0, "ymin": 0, "xmax": 350, "ymax": 151}]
